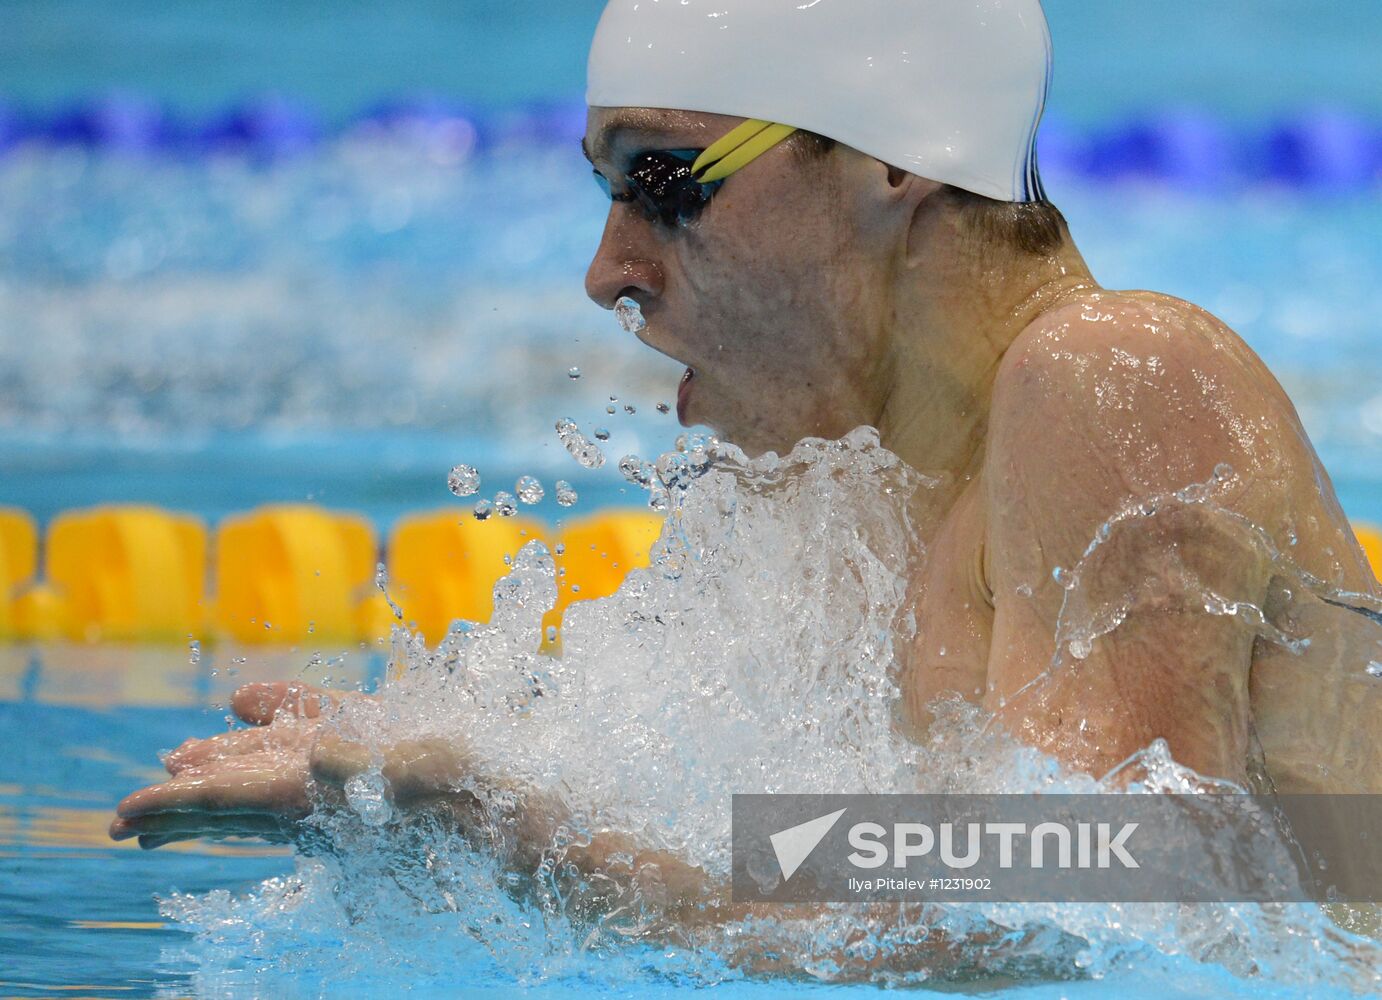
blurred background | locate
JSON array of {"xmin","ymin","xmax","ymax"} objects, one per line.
[{"xmin": 1, "ymin": 0, "xmax": 1379, "ymax": 530}]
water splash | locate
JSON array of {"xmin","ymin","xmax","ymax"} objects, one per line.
[{"xmin": 161, "ymin": 430, "xmax": 1381, "ymax": 994}]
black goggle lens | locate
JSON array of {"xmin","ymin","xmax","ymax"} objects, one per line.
[{"xmin": 594, "ymin": 149, "xmax": 724, "ymax": 227}]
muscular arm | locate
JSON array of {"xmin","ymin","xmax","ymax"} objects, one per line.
[
  {"xmin": 108, "ymin": 683, "xmax": 771, "ymax": 922},
  {"xmin": 980, "ymin": 295, "xmax": 1312, "ymax": 782},
  {"xmin": 110, "ymin": 682, "xmax": 980, "ymax": 977}
]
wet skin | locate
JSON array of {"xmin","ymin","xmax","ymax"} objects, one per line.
[{"xmin": 112, "ymin": 109, "xmax": 1379, "ymax": 873}]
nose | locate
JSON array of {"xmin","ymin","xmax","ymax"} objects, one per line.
[{"xmin": 584, "ymin": 210, "xmax": 665, "ymax": 311}]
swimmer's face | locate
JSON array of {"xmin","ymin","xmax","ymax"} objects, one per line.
[{"xmin": 583, "ymin": 107, "xmax": 902, "ymax": 456}]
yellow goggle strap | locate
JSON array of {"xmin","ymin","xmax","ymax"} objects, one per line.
[{"xmin": 692, "ymin": 119, "xmax": 799, "ymax": 183}]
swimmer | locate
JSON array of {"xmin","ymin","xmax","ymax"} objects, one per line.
[{"xmin": 110, "ymin": 0, "xmax": 1379, "ymax": 933}]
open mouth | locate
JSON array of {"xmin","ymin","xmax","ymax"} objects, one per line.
[{"xmin": 676, "ymin": 367, "xmax": 695, "ymax": 424}]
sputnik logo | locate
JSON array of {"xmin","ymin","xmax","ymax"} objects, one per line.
[{"xmin": 770, "ymin": 807, "xmax": 847, "ymax": 881}]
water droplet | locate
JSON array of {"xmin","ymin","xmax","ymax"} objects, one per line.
[
  {"xmin": 516, "ymin": 476, "xmax": 544, "ymax": 505},
  {"xmin": 473, "ymin": 499, "xmax": 494, "ymax": 521},
  {"xmin": 624, "ymin": 404, "xmax": 637, "ymax": 415},
  {"xmin": 1052, "ymin": 566, "xmax": 1077, "ymax": 590},
  {"xmin": 655, "ymin": 452, "xmax": 691, "ymax": 490},
  {"xmin": 1016, "ymin": 583, "xmax": 1034, "ymax": 598},
  {"xmin": 620, "ymin": 454, "xmax": 654, "ymax": 488},
  {"xmin": 448, "ymin": 464, "xmax": 480, "ymax": 497},
  {"xmin": 1069, "ymin": 638, "xmax": 1092, "ymax": 660},
  {"xmin": 1366, "ymin": 661, "xmax": 1382, "ymax": 679},
  {"xmin": 594, "ymin": 427, "xmax": 611, "ymax": 441},
  {"xmin": 1213, "ymin": 463, "xmax": 1235, "ymax": 483},
  {"xmin": 656, "ymin": 402, "xmax": 670, "ymax": 414},
  {"xmin": 554, "ymin": 543, "xmax": 566, "ymax": 555},
  {"xmin": 188, "ymin": 639, "xmax": 201, "ymax": 664},
  {"xmin": 556, "ymin": 418, "xmax": 606, "ymax": 469},
  {"xmin": 345, "ymin": 772, "xmax": 393, "ymax": 827},
  {"xmin": 615, "ymin": 296, "xmax": 646, "ymax": 333},
  {"xmin": 555, "ymin": 481, "xmax": 578, "ymax": 507},
  {"xmin": 606, "ymin": 405, "xmax": 617, "ymax": 415},
  {"xmin": 494, "ymin": 491, "xmax": 518, "ymax": 517},
  {"xmin": 567, "ymin": 367, "xmax": 582, "ymax": 380},
  {"xmin": 546, "ymin": 625, "xmax": 558, "ymax": 643}
]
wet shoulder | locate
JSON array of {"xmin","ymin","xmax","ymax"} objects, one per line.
[
  {"xmin": 986, "ymin": 288, "xmax": 1374, "ymax": 591},
  {"xmin": 998, "ymin": 288, "xmax": 1287, "ymax": 405},
  {"xmin": 990, "ymin": 287, "xmax": 1293, "ymax": 487}
]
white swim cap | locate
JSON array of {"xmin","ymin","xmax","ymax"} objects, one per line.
[{"xmin": 587, "ymin": 0, "xmax": 1052, "ymax": 203}]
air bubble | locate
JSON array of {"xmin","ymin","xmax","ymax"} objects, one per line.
[
  {"xmin": 473, "ymin": 499, "xmax": 494, "ymax": 521},
  {"xmin": 494, "ymin": 491, "xmax": 518, "ymax": 517},
  {"xmin": 555, "ymin": 481, "xmax": 578, "ymax": 507},
  {"xmin": 516, "ymin": 476, "xmax": 544, "ymax": 505}
]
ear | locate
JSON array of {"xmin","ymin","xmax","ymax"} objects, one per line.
[
  {"xmin": 878, "ymin": 163, "xmax": 944, "ymax": 268},
  {"xmin": 835, "ymin": 149, "xmax": 944, "ymax": 254}
]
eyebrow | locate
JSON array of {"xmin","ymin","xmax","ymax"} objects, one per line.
[{"xmin": 581, "ymin": 112, "xmax": 692, "ymax": 166}]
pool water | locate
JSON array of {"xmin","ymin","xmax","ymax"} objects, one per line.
[{"xmin": 2, "ymin": 1, "xmax": 1380, "ymax": 996}]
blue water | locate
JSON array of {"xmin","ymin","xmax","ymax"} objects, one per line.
[{"xmin": 1, "ymin": 1, "xmax": 1380, "ymax": 996}]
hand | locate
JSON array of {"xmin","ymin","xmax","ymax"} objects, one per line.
[
  {"xmin": 108, "ymin": 682, "xmax": 345, "ymax": 850},
  {"xmin": 110, "ymin": 682, "xmax": 476, "ymax": 850}
]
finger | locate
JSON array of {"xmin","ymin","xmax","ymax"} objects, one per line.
[
  {"xmin": 232, "ymin": 682, "xmax": 339, "ymax": 726},
  {"xmin": 382, "ymin": 740, "xmax": 474, "ymax": 807},
  {"xmin": 164, "ymin": 728, "xmax": 299, "ymax": 774},
  {"xmin": 308, "ymin": 733, "xmax": 373, "ymax": 788},
  {"xmin": 134, "ymin": 827, "xmax": 292, "ymax": 850},
  {"xmin": 113, "ymin": 812, "xmax": 292, "ymax": 843},
  {"xmin": 116, "ymin": 768, "xmax": 312, "ymax": 820}
]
